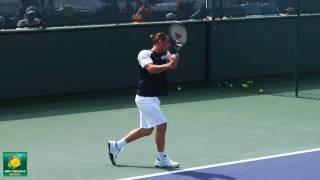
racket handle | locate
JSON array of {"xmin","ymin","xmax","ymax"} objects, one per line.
[
  {"xmin": 172, "ymin": 41, "xmax": 182, "ymax": 53},
  {"xmin": 172, "ymin": 43, "xmax": 178, "ymax": 54}
]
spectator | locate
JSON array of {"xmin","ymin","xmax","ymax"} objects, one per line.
[
  {"xmin": 276, "ymin": 0, "xmax": 294, "ymax": 14},
  {"xmin": 279, "ymin": 6, "xmax": 295, "ymax": 16},
  {"xmin": 132, "ymin": 3, "xmax": 153, "ymax": 23},
  {"xmin": 166, "ymin": 0, "xmax": 205, "ymax": 20},
  {"xmin": 11, "ymin": 0, "xmax": 35, "ymax": 21},
  {"xmin": 131, "ymin": 0, "xmax": 145, "ymax": 12},
  {"xmin": 189, "ymin": 2, "xmax": 206, "ymax": 19},
  {"xmin": 176, "ymin": 0, "xmax": 196, "ymax": 19},
  {"xmin": 16, "ymin": 6, "xmax": 45, "ymax": 29},
  {"xmin": 60, "ymin": 5, "xmax": 79, "ymax": 25},
  {"xmin": 44, "ymin": 4, "xmax": 77, "ymax": 26},
  {"xmin": 94, "ymin": 0, "xmax": 120, "ymax": 23},
  {"xmin": 0, "ymin": 16, "xmax": 5, "ymax": 29},
  {"xmin": 119, "ymin": 0, "xmax": 135, "ymax": 22}
]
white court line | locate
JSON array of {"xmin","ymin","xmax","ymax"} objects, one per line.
[{"xmin": 118, "ymin": 148, "xmax": 320, "ymax": 180}]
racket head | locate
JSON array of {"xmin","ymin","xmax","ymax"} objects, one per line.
[{"xmin": 169, "ymin": 23, "xmax": 187, "ymax": 52}]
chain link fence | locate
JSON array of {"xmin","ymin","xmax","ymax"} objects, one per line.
[{"xmin": 210, "ymin": 0, "xmax": 320, "ymax": 100}]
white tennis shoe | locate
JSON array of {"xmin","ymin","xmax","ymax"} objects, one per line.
[
  {"xmin": 154, "ymin": 155, "xmax": 180, "ymax": 168},
  {"xmin": 107, "ymin": 141, "xmax": 121, "ymax": 165}
]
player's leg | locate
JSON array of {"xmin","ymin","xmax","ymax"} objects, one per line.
[
  {"xmin": 154, "ymin": 123, "xmax": 180, "ymax": 168},
  {"xmin": 124, "ymin": 127, "xmax": 154, "ymax": 143},
  {"xmin": 108, "ymin": 127, "xmax": 153, "ymax": 166},
  {"xmin": 108, "ymin": 105, "xmax": 154, "ymax": 166},
  {"xmin": 155, "ymin": 123, "xmax": 167, "ymax": 152}
]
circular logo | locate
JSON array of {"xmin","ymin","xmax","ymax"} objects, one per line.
[{"xmin": 8, "ymin": 156, "xmax": 21, "ymax": 168}]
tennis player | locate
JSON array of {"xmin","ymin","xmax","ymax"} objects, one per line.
[{"xmin": 108, "ymin": 32, "xmax": 180, "ymax": 168}]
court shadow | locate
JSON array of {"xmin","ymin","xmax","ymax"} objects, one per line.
[
  {"xmin": 0, "ymin": 93, "xmax": 136, "ymax": 121},
  {"xmin": 0, "ymin": 84, "xmax": 259, "ymax": 121},
  {"xmin": 115, "ymin": 164, "xmax": 156, "ymax": 169},
  {"xmin": 175, "ymin": 171, "xmax": 235, "ymax": 180},
  {"xmin": 115, "ymin": 164, "xmax": 181, "ymax": 171}
]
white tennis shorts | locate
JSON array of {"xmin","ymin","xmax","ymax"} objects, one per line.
[{"xmin": 135, "ymin": 95, "xmax": 167, "ymax": 128}]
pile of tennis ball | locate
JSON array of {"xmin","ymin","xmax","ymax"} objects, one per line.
[
  {"xmin": 242, "ymin": 80, "xmax": 253, "ymax": 88},
  {"xmin": 216, "ymin": 80, "xmax": 264, "ymax": 94}
]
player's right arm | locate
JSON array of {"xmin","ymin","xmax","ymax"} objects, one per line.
[
  {"xmin": 138, "ymin": 50, "xmax": 178, "ymax": 74},
  {"xmin": 144, "ymin": 61, "xmax": 177, "ymax": 74}
]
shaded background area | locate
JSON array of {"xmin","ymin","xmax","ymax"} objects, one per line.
[{"xmin": 1, "ymin": 0, "xmax": 320, "ymax": 101}]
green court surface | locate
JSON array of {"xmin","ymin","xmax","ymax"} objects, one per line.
[{"xmin": 1, "ymin": 87, "xmax": 320, "ymax": 180}]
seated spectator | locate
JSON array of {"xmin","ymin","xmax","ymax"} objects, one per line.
[
  {"xmin": 276, "ymin": 0, "xmax": 294, "ymax": 14},
  {"xmin": 130, "ymin": 0, "xmax": 145, "ymax": 12},
  {"xmin": 189, "ymin": 2, "xmax": 206, "ymax": 19},
  {"xmin": 132, "ymin": 3, "xmax": 153, "ymax": 23},
  {"xmin": 59, "ymin": 5, "xmax": 79, "ymax": 25},
  {"xmin": 94, "ymin": 0, "xmax": 120, "ymax": 23},
  {"xmin": 43, "ymin": 4, "xmax": 77, "ymax": 26},
  {"xmin": 176, "ymin": 0, "xmax": 197, "ymax": 19},
  {"xmin": 279, "ymin": 6, "xmax": 295, "ymax": 16},
  {"xmin": 119, "ymin": 0, "xmax": 135, "ymax": 22},
  {"xmin": 16, "ymin": 6, "xmax": 45, "ymax": 29},
  {"xmin": 44, "ymin": 0, "xmax": 121, "ymax": 26},
  {"xmin": 10, "ymin": 0, "xmax": 35, "ymax": 21},
  {"xmin": 0, "ymin": 16, "xmax": 5, "ymax": 29},
  {"xmin": 166, "ymin": 0, "xmax": 205, "ymax": 20}
]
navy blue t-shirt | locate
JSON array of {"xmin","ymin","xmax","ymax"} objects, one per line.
[{"xmin": 136, "ymin": 50, "xmax": 170, "ymax": 97}]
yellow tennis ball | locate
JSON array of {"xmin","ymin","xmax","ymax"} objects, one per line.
[
  {"xmin": 229, "ymin": 83, "xmax": 234, "ymax": 88},
  {"xmin": 259, "ymin": 89, "xmax": 264, "ymax": 93},
  {"xmin": 242, "ymin": 83, "xmax": 248, "ymax": 88},
  {"xmin": 177, "ymin": 86, "xmax": 182, "ymax": 91},
  {"xmin": 9, "ymin": 156, "xmax": 21, "ymax": 168}
]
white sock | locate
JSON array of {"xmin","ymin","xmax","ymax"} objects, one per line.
[
  {"xmin": 157, "ymin": 152, "xmax": 166, "ymax": 161},
  {"xmin": 116, "ymin": 139, "xmax": 127, "ymax": 149}
]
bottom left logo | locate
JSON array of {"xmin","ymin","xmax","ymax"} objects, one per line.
[{"xmin": 3, "ymin": 152, "xmax": 28, "ymax": 176}]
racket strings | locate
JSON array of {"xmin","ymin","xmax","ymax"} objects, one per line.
[{"xmin": 174, "ymin": 32, "xmax": 183, "ymax": 42}]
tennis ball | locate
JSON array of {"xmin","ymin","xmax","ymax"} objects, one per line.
[
  {"xmin": 259, "ymin": 89, "xmax": 264, "ymax": 93},
  {"xmin": 177, "ymin": 86, "xmax": 182, "ymax": 91},
  {"xmin": 229, "ymin": 83, "xmax": 234, "ymax": 88},
  {"xmin": 247, "ymin": 80, "xmax": 253, "ymax": 84},
  {"xmin": 242, "ymin": 83, "xmax": 248, "ymax": 88},
  {"xmin": 9, "ymin": 156, "xmax": 21, "ymax": 168}
]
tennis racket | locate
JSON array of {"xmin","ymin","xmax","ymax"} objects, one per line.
[{"xmin": 169, "ymin": 23, "xmax": 187, "ymax": 53}]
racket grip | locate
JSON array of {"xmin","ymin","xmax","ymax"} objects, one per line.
[{"xmin": 172, "ymin": 43, "xmax": 179, "ymax": 54}]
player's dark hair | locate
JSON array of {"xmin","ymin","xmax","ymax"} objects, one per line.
[{"xmin": 150, "ymin": 32, "xmax": 168, "ymax": 45}]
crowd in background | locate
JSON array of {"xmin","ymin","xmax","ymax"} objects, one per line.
[
  {"xmin": 0, "ymin": 0, "xmax": 207, "ymax": 29},
  {"xmin": 214, "ymin": 0, "xmax": 297, "ymax": 18},
  {"xmin": 0, "ymin": 0, "xmax": 315, "ymax": 30}
]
